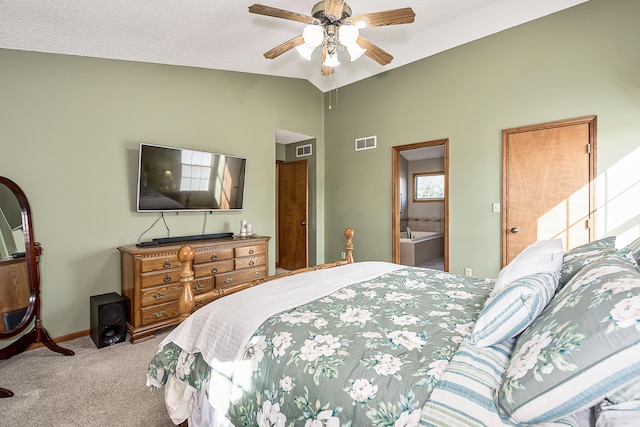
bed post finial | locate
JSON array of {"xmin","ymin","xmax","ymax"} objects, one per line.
[
  {"xmin": 177, "ymin": 245, "xmax": 195, "ymax": 322},
  {"xmin": 344, "ymin": 228, "xmax": 354, "ymax": 263}
]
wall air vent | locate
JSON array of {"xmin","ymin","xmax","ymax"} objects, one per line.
[
  {"xmin": 355, "ymin": 136, "xmax": 377, "ymax": 151},
  {"xmin": 296, "ymin": 144, "xmax": 312, "ymax": 157}
]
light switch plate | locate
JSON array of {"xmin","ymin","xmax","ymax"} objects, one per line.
[{"xmin": 492, "ymin": 202, "xmax": 501, "ymax": 213}]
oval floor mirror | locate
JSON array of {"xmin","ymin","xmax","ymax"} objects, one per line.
[{"xmin": 0, "ymin": 176, "xmax": 74, "ymax": 398}]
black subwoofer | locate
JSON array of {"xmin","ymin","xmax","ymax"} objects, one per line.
[{"xmin": 90, "ymin": 292, "xmax": 127, "ymax": 348}]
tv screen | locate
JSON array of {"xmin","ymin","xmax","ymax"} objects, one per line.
[{"xmin": 137, "ymin": 143, "xmax": 246, "ymax": 212}]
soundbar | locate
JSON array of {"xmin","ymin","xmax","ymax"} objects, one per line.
[{"xmin": 136, "ymin": 232, "xmax": 234, "ymax": 247}]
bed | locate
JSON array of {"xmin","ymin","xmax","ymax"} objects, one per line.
[{"xmin": 147, "ymin": 229, "xmax": 640, "ymax": 427}]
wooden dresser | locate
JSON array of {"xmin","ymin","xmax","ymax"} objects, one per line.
[{"xmin": 118, "ymin": 235, "xmax": 270, "ymax": 343}]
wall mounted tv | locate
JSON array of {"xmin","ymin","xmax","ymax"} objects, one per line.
[{"xmin": 137, "ymin": 143, "xmax": 246, "ymax": 212}]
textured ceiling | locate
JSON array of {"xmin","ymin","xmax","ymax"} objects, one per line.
[{"xmin": 1, "ymin": 0, "xmax": 587, "ymax": 94}]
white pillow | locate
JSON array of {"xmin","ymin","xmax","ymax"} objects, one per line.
[{"xmin": 493, "ymin": 239, "xmax": 564, "ymax": 295}]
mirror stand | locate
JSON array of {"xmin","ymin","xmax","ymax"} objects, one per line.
[
  {"xmin": 0, "ymin": 177, "xmax": 74, "ymax": 398},
  {"xmin": 0, "ymin": 323, "xmax": 75, "ymax": 360}
]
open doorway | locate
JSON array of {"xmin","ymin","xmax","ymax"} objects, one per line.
[
  {"xmin": 275, "ymin": 129, "xmax": 316, "ymax": 273},
  {"xmin": 392, "ymin": 139, "xmax": 449, "ymax": 271}
]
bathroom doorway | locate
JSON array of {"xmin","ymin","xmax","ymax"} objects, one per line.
[{"xmin": 392, "ymin": 139, "xmax": 449, "ymax": 271}]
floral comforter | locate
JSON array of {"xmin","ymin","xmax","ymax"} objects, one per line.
[{"xmin": 148, "ymin": 266, "xmax": 495, "ymax": 426}]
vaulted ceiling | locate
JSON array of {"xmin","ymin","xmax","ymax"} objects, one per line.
[{"xmin": 1, "ymin": 0, "xmax": 587, "ymax": 93}]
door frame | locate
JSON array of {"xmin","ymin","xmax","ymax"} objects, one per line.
[
  {"xmin": 501, "ymin": 115, "xmax": 597, "ymax": 266},
  {"xmin": 392, "ymin": 139, "xmax": 449, "ymax": 271}
]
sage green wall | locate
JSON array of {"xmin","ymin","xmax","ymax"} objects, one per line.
[
  {"xmin": 323, "ymin": 0, "xmax": 640, "ymax": 277},
  {"xmin": 0, "ymin": 49, "xmax": 325, "ymax": 339}
]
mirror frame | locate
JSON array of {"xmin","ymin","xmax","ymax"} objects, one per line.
[
  {"xmin": 0, "ymin": 176, "xmax": 37, "ymax": 338},
  {"xmin": 0, "ymin": 177, "xmax": 73, "ymax": 398}
]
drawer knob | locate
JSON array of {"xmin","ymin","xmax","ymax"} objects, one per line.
[
  {"xmin": 249, "ymin": 260, "xmax": 255, "ymax": 266},
  {"xmin": 163, "ymin": 260, "xmax": 171, "ymax": 268},
  {"xmin": 253, "ymin": 271, "xmax": 261, "ymax": 277},
  {"xmin": 224, "ymin": 277, "xmax": 232, "ymax": 284},
  {"xmin": 153, "ymin": 292, "xmax": 165, "ymax": 299},
  {"xmin": 249, "ymin": 249, "xmax": 255, "ymax": 254},
  {"xmin": 212, "ymin": 267, "xmax": 218, "ymax": 273},
  {"xmin": 153, "ymin": 310, "xmax": 165, "ymax": 318},
  {"xmin": 195, "ymin": 301, "xmax": 204, "ymax": 308},
  {"xmin": 211, "ymin": 253, "xmax": 218, "ymax": 260},
  {"xmin": 193, "ymin": 284, "xmax": 204, "ymax": 291},
  {"xmin": 164, "ymin": 274, "xmax": 172, "ymax": 282}
]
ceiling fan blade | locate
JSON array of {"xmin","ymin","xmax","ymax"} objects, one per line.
[
  {"xmin": 321, "ymin": 47, "xmax": 335, "ymax": 76},
  {"xmin": 324, "ymin": 0, "xmax": 345, "ymax": 22},
  {"xmin": 349, "ymin": 8, "xmax": 416, "ymax": 27},
  {"xmin": 264, "ymin": 35, "xmax": 305, "ymax": 60},
  {"xmin": 249, "ymin": 4, "xmax": 313, "ymax": 24},
  {"xmin": 356, "ymin": 36, "xmax": 393, "ymax": 65}
]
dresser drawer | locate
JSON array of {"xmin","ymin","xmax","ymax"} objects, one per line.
[
  {"xmin": 194, "ymin": 259, "xmax": 234, "ymax": 278},
  {"xmin": 140, "ymin": 278, "xmax": 212, "ymax": 307},
  {"xmin": 139, "ymin": 256, "xmax": 180, "ymax": 273},
  {"xmin": 234, "ymin": 255, "xmax": 266, "ymax": 270},
  {"xmin": 140, "ymin": 269, "xmax": 180, "ymax": 289},
  {"xmin": 190, "ymin": 278, "xmax": 214, "ymax": 295},
  {"xmin": 235, "ymin": 245, "xmax": 266, "ymax": 258},
  {"xmin": 215, "ymin": 266, "xmax": 266, "ymax": 290},
  {"xmin": 140, "ymin": 284, "xmax": 182, "ymax": 307},
  {"xmin": 194, "ymin": 248, "xmax": 233, "ymax": 264},
  {"xmin": 141, "ymin": 301, "xmax": 179, "ymax": 326},
  {"xmin": 194, "ymin": 293, "xmax": 218, "ymax": 311}
]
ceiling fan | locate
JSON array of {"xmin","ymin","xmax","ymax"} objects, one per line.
[{"xmin": 248, "ymin": 1, "xmax": 415, "ymax": 76}]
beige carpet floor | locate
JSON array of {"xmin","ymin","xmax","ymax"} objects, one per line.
[{"xmin": 0, "ymin": 330, "xmax": 176, "ymax": 426}]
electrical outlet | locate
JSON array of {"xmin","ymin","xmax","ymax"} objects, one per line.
[
  {"xmin": 341, "ymin": 251, "xmax": 346, "ymax": 260},
  {"xmin": 492, "ymin": 202, "xmax": 501, "ymax": 213},
  {"xmin": 464, "ymin": 268, "xmax": 472, "ymax": 276}
]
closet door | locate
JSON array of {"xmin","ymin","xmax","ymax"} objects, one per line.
[{"xmin": 502, "ymin": 116, "xmax": 596, "ymax": 265}]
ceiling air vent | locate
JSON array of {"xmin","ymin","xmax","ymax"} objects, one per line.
[
  {"xmin": 355, "ymin": 136, "xmax": 377, "ymax": 151},
  {"xmin": 296, "ymin": 144, "xmax": 312, "ymax": 157}
]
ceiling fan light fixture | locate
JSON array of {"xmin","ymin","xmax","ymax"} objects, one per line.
[
  {"xmin": 301, "ymin": 24, "xmax": 324, "ymax": 48},
  {"xmin": 338, "ymin": 24, "xmax": 358, "ymax": 45},
  {"xmin": 323, "ymin": 53, "xmax": 340, "ymax": 68},
  {"xmin": 295, "ymin": 43, "xmax": 316, "ymax": 61},
  {"xmin": 347, "ymin": 44, "xmax": 366, "ymax": 61}
]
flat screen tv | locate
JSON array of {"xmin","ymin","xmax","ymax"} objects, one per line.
[{"xmin": 137, "ymin": 143, "xmax": 246, "ymax": 212}]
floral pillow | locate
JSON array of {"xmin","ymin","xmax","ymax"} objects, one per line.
[
  {"xmin": 625, "ymin": 236, "xmax": 640, "ymax": 267},
  {"xmin": 470, "ymin": 272, "xmax": 560, "ymax": 347},
  {"xmin": 497, "ymin": 256, "xmax": 640, "ymax": 424},
  {"xmin": 493, "ymin": 239, "xmax": 563, "ymax": 295},
  {"xmin": 558, "ymin": 236, "xmax": 617, "ymax": 289}
]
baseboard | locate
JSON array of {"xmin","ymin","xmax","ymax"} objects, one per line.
[{"xmin": 27, "ymin": 329, "xmax": 89, "ymax": 351}]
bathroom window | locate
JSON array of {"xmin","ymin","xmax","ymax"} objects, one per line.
[{"xmin": 413, "ymin": 171, "xmax": 444, "ymax": 202}]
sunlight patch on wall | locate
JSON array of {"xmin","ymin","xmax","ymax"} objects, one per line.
[
  {"xmin": 595, "ymin": 146, "xmax": 640, "ymax": 246},
  {"xmin": 537, "ymin": 146, "xmax": 640, "ymax": 250}
]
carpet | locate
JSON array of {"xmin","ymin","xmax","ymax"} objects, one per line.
[{"xmin": 0, "ymin": 331, "xmax": 175, "ymax": 426}]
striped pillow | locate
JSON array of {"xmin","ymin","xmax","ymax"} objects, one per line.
[
  {"xmin": 497, "ymin": 257, "xmax": 640, "ymax": 423},
  {"xmin": 470, "ymin": 272, "xmax": 560, "ymax": 347},
  {"xmin": 420, "ymin": 340, "xmax": 578, "ymax": 427}
]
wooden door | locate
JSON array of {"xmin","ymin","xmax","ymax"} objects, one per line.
[
  {"xmin": 502, "ymin": 116, "xmax": 596, "ymax": 265},
  {"xmin": 277, "ymin": 160, "xmax": 308, "ymax": 270}
]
